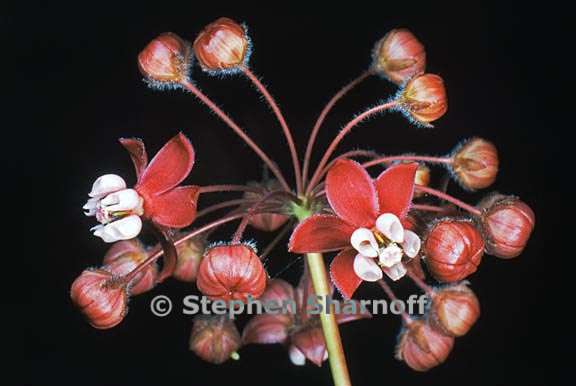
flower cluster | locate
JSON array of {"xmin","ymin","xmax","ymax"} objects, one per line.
[{"xmin": 71, "ymin": 17, "xmax": 535, "ymax": 384}]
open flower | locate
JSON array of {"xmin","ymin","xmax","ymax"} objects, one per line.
[
  {"xmin": 84, "ymin": 133, "xmax": 199, "ymax": 242},
  {"xmin": 242, "ymin": 273, "xmax": 370, "ymax": 366},
  {"xmin": 289, "ymin": 160, "xmax": 420, "ymax": 298}
]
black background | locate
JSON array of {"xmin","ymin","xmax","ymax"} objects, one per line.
[{"xmin": 3, "ymin": 3, "xmax": 569, "ymax": 386}]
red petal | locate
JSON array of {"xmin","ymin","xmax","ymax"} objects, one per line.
[
  {"xmin": 136, "ymin": 133, "xmax": 195, "ymax": 196},
  {"xmin": 330, "ymin": 248, "xmax": 363, "ymax": 299},
  {"xmin": 292, "ymin": 327, "xmax": 327, "ymax": 367},
  {"xmin": 242, "ymin": 314, "xmax": 291, "ymax": 345},
  {"xmin": 374, "ymin": 163, "xmax": 417, "ymax": 219},
  {"xmin": 326, "ymin": 159, "xmax": 378, "ymax": 227},
  {"xmin": 119, "ymin": 137, "xmax": 148, "ymax": 180},
  {"xmin": 289, "ymin": 215, "xmax": 355, "ymax": 253},
  {"xmin": 147, "ymin": 185, "xmax": 199, "ymax": 228}
]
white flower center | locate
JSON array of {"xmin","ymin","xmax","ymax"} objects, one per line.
[
  {"xmin": 350, "ymin": 213, "xmax": 421, "ymax": 281},
  {"xmin": 83, "ymin": 174, "xmax": 144, "ymax": 243}
]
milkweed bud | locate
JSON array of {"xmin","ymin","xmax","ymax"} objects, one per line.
[
  {"xmin": 398, "ymin": 73, "xmax": 447, "ymax": 126},
  {"xmin": 428, "ymin": 282, "xmax": 480, "ymax": 337},
  {"xmin": 424, "ymin": 218, "xmax": 484, "ymax": 282},
  {"xmin": 372, "ymin": 28, "xmax": 426, "ymax": 85},
  {"xmin": 70, "ymin": 269, "xmax": 128, "ymax": 329},
  {"xmin": 102, "ymin": 240, "xmax": 157, "ymax": 295},
  {"xmin": 244, "ymin": 179, "xmax": 289, "ymax": 232},
  {"xmin": 197, "ymin": 243, "xmax": 267, "ymax": 302},
  {"xmin": 189, "ymin": 315, "xmax": 241, "ymax": 364},
  {"xmin": 173, "ymin": 236, "xmax": 205, "ymax": 282},
  {"xmin": 396, "ymin": 319, "xmax": 454, "ymax": 371},
  {"xmin": 193, "ymin": 17, "xmax": 250, "ymax": 74},
  {"xmin": 451, "ymin": 138, "xmax": 499, "ymax": 190},
  {"xmin": 479, "ymin": 194, "xmax": 535, "ymax": 258},
  {"xmin": 138, "ymin": 32, "xmax": 192, "ymax": 88}
]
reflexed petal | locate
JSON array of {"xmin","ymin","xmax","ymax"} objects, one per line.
[
  {"xmin": 330, "ymin": 248, "xmax": 363, "ymax": 299},
  {"xmin": 376, "ymin": 213, "xmax": 405, "ymax": 243},
  {"xmin": 375, "ymin": 163, "xmax": 418, "ymax": 218},
  {"xmin": 137, "ymin": 133, "xmax": 195, "ymax": 196},
  {"xmin": 92, "ymin": 215, "xmax": 142, "ymax": 243},
  {"xmin": 326, "ymin": 159, "xmax": 378, "ymax": 227},
  {"xmin": 289, "ymin": 346, "xmax": 306, "ymax": 366},
  {"xmin": 383, "ymin": 263, "xmax": 407, "ymax": 281},
  {"xmin": 146, "ymin": 185, "xmax": 199, "ymax": 228},
  {"xmin": 289, "ymin": 215, "xmax": 356, "ymax": 253},
  {"xmin": 353, "ymin": 254, "xmax": 383, "ymax": 282},
  {"xmin": 101, "ymin": 189, "xmax": 143, "ymax": 212},
  {"xmin": 119, "ymin": 137, "xmax": 148, "ymax": 180},
  {"xmin": 378, "ymin": 244, "xmax": 403, "ymax": 267},
  {"xmin": 89, "ymin": 174, "xmax": 126, "ymax": 198},
  {"xmin": 350, "ymin": 228, "xmax": 379, "ymax": 257},
  {"xmin": 402, "ymin": 230, "xmax": 421, "ymax": 258}
]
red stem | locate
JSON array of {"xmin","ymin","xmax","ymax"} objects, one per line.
[
  {"xmin": 415, "ymin": 185, "xmax": 481, "ymax": 216},
  {"xmin": 406, "ymin": 269, "xmax": 433, "ymax": 294},
  {"xmin": 306, "ymin": 101, "xmax": 398, "ymax": 195},
  {"xmin": 198, "ymin": 184, "xmax": 261, "ymax": 194},
  {"xmin": 195, "ymin": 199, "xmax": 250, "ymax": 219},
  {"xmin": 363, "ymin": 155, "xmax": 453, "ymax": 168},
  {"xmin": 122, "ymin": 212, "xmax": 252, "ymax": 283},
  {"xmin": 231, "ymin": 190, "xmax": 289, "ymax": 243},
  {"xmin": 317, "ymin": 149, "xmax": 380, "ymax": 180},
  {"xmin": 302, "ymin": 71, "xmax": 372, "ymax": 187},
  {"xmin": 259, "ymin": 222, "xmax": 292, "ymax": 261},
  {"xmin": 411, "ymin": 204, "xmax": 448, "ymax": 213},
  {"xmin": 242, "ymin": 68, "xmax": 303, "ymax": 195},
  {"xmin": 377, "ymin": 279, "xmax": 411, "ymax": 324},
  {"xmin": 180, "ymin": 80, "xmax": 291, "ymax": 192}
]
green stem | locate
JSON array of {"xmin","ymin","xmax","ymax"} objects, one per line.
[
  {"xmin": 306, "ymin": 252, "xmax": 352, "ymax": 386},
  {"xmin": 295, "ymin": 206, "xmax": 352, "ymax": 386}
]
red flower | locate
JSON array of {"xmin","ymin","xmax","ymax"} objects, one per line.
[
  {"xmin": 289, "ymin": 159, "xmax": 419, "ymax": 298},
  {"xmin": 242, "ymin": 273, "xmax": 370, "ymax": 366},
  {"xmin": 84, "ymin": 133, "xmax": 199, "ymax": 242},
  {"xmin": 121, "ymin": 133, "xmax": 199, "ymax": 229}
]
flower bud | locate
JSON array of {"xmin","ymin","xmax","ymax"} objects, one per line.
[
  {"xmin": 429, "ymin": 282, "xmax": 480, "ymax": 337},
  {"xmin": 102, "ymin": 240, "xmax": 157, "ymax": 295},
  {"xmin": 398, "ymin": 73, "xmax": 447, "ymax": 126},
  {"xmin": 193, "ymin": 17, "xmax": 250, "ymax": 73},
  {"xmin": 372, "ymin": 28, "xmax": 426, "ymax": 85},
  {"xmin": 173, "ymin": 236, "xmax": 205, "ymax": 282},
  {"xmin": 244, "ymin": 180, "xmax": 289, "ymax": 232},
  {"xmin": 197, "ymin": 243, "xmax": 267, "ymax": 301},
  {"xmin": 189, "ymin": 315, "xmax": 241, "ymax": 364},
  {"xmin": 479, "ymin": 195, "xmax": 535, "ymax": 258},
  {"xmin": 396, "ymin": 319, "xmax": 454, "ymax": 371},
  {"xmin": 70, "ymin": 269, "xmax": 128, "ymax": 329},
  {"xmin": 424, "ymin": 219, "xmax": 484, "ymax": 282},
  {"xmin": 451, "ymin": 138, "xmax": 499, "ymax": 190},
  {"xmin": 138, "ymin": 32, "xmax": 192, "ymax": 87}
]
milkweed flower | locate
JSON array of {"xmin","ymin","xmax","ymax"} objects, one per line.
[
  {"xmin": 84, "ymin": 133, "xmax": 199, "ymax": 242},
  {"xmin": 289, "ymin": 160, "xmax": 420, "ymax": 298}
]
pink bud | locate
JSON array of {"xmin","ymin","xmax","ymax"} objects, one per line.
[
  {"xmin": 173, "ymin": 236, "xmax": 205, "ymax": 282},
  {"xmin": 70, "ymin": 269, "xmax": 128, "ymax": 329},
  {"xmin": 102, "ymin": 240, "xmax": 157, "ymax": 295},
  {"xmin": 189, "ymin": 315, "xmax": 241, "ymax": 364},
  {"xmin": 396, "ymin": 319, "xmax": 454, "ymax": 371},
  {"xmin": 372, "ymin": 28, "xmax": 426, "ymax": 85}
]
